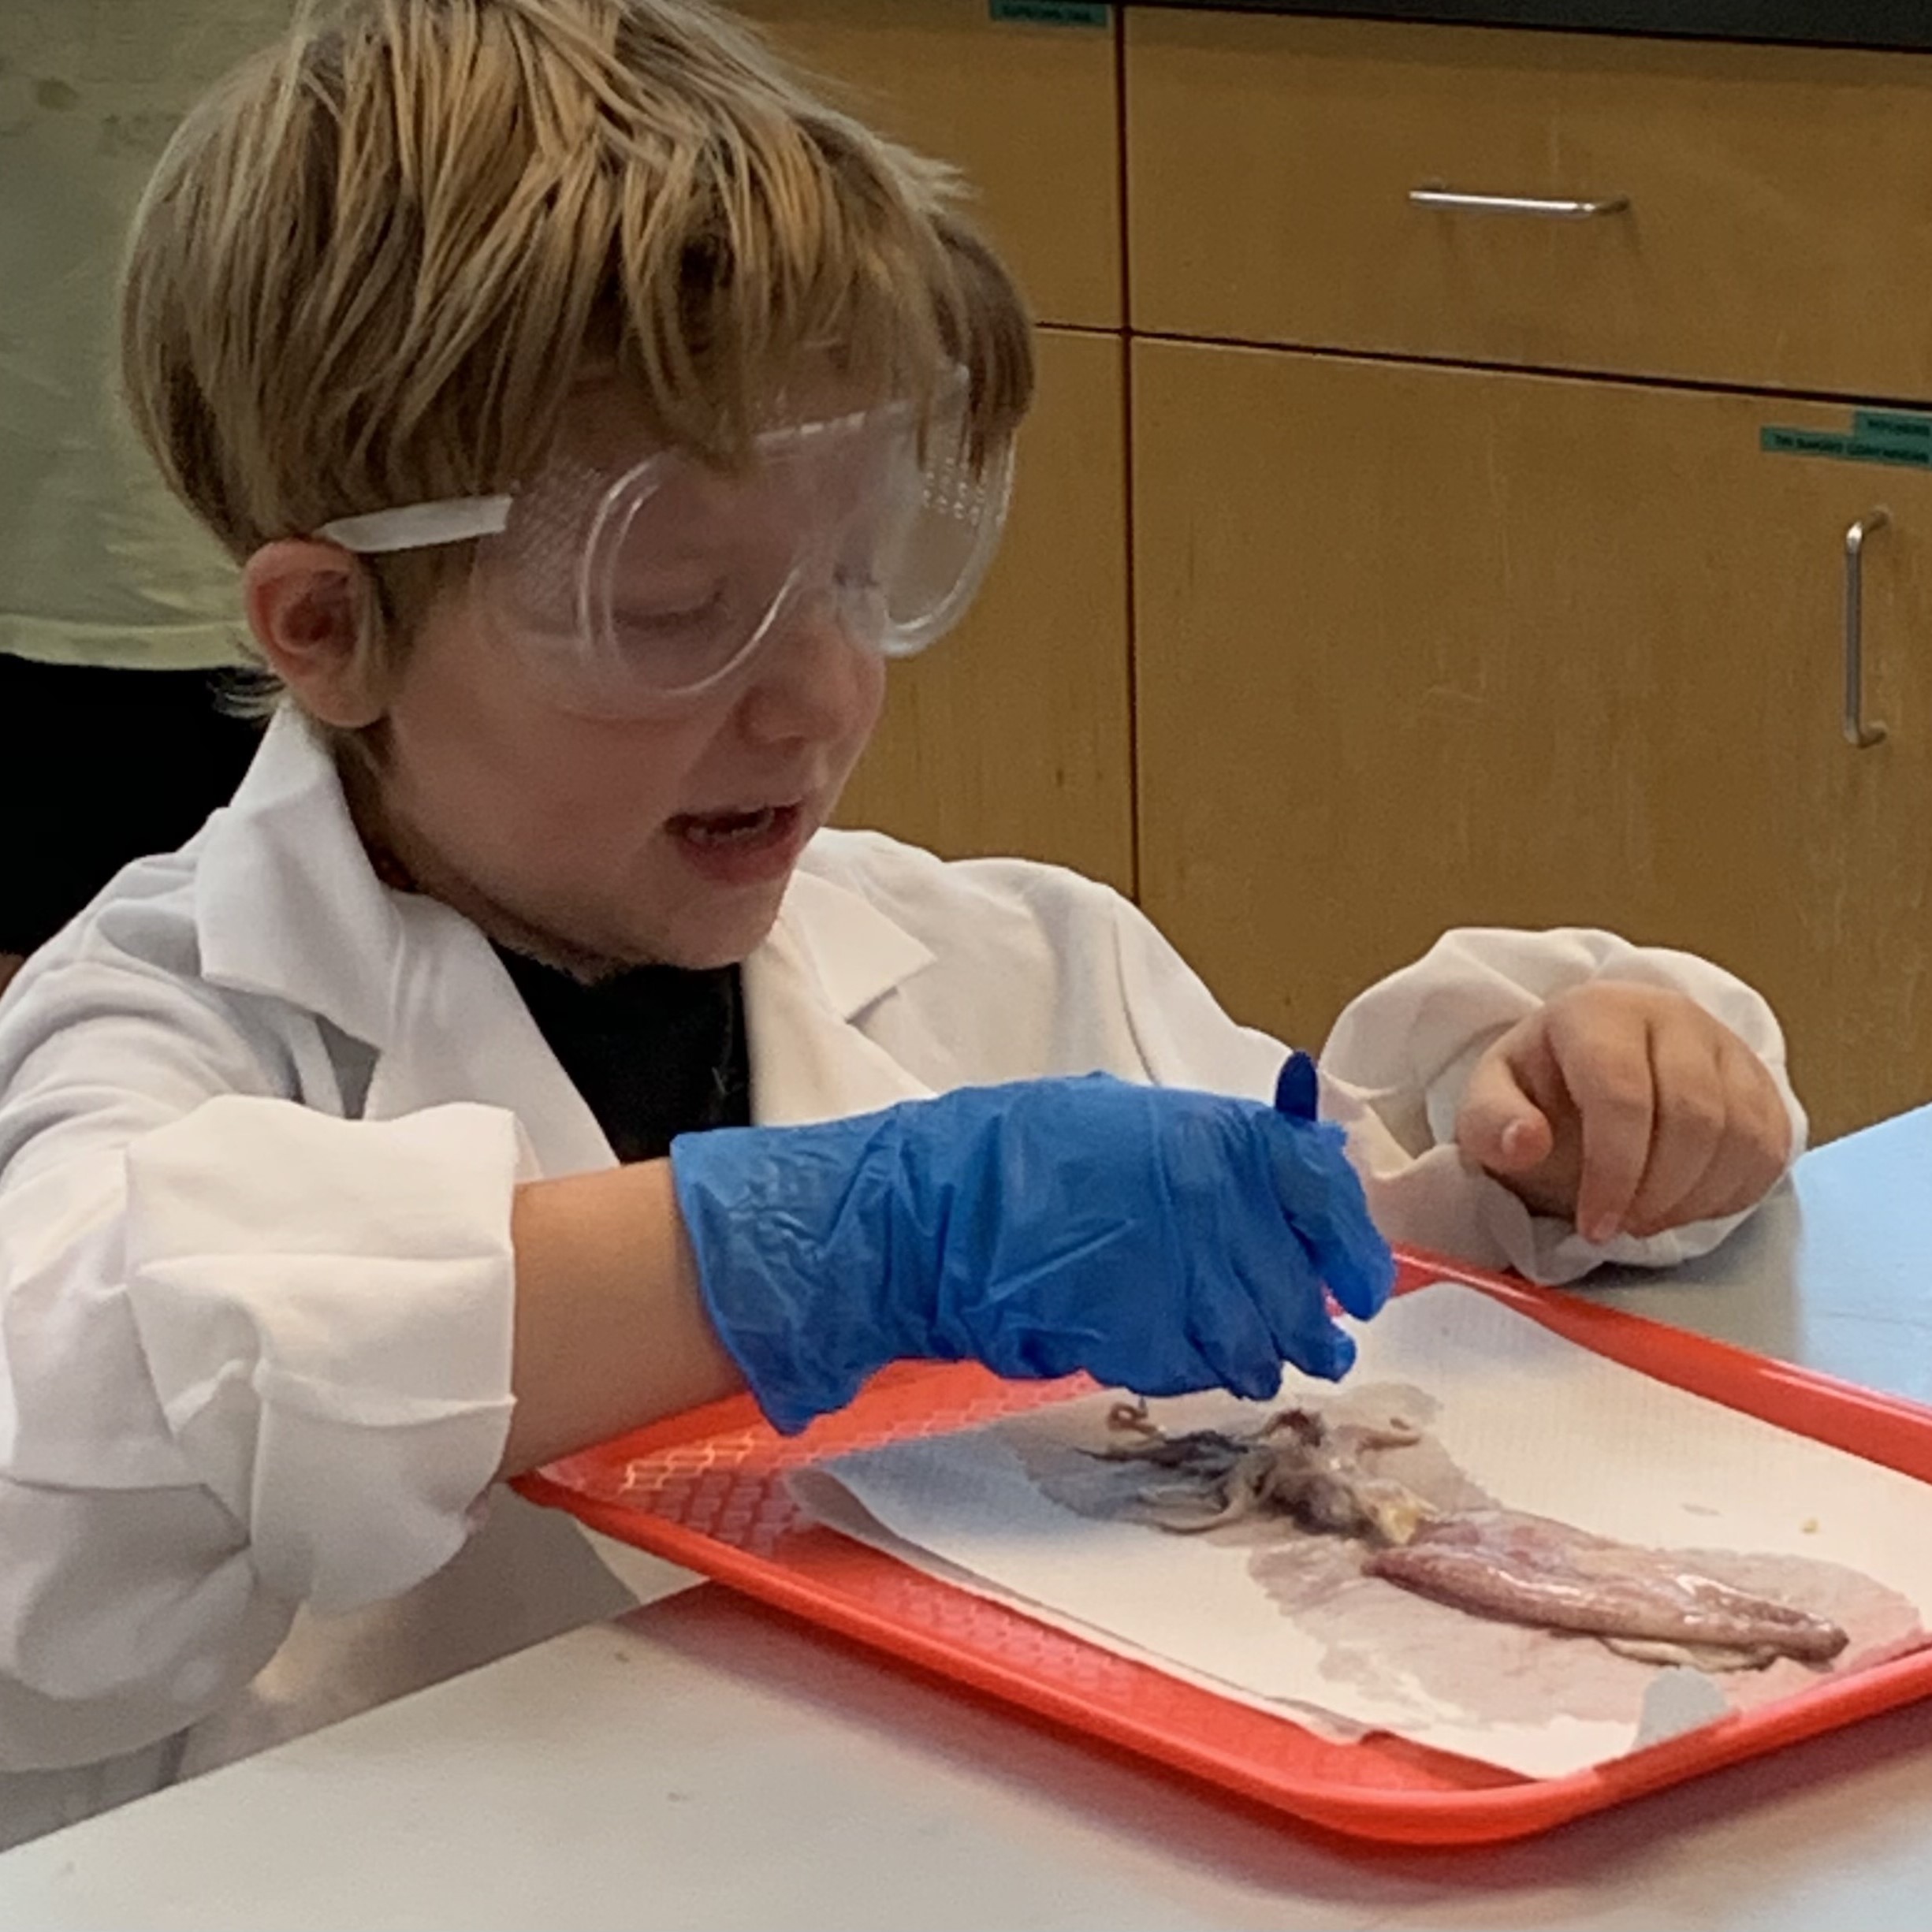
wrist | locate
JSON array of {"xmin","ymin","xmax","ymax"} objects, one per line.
[{"xmin": 671, "ymin": 1109, "xmax": 928, "ymax": 1435}]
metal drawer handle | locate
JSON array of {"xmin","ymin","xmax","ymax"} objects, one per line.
[
  {"xmin": 1844, "ymin": 509, "xmax": 1889, "ymax": 750},
  {"xmin": 1409, "ymin": 187, "xmax": 1631, "ymax": 221}
]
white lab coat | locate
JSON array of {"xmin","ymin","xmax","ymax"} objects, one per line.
[{"xmin": 0, "ymin": 710, "xmax": 1802, "ymax": 1843}]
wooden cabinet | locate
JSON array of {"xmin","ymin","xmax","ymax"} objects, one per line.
[
  {"xmin": 1127, "ymin": 11, "xmax": 1932, "ymax": 397},
  {"xmin": 839, "ymin": 328, "xmax": 1134, "ymax": 895},
  {"xmin": 737, "ymin": 2, "xmax": 1932, "ymax": 1139},
  {"xmin": 1134, "ymin": 338, "xmax": 1932, "ymax": 1141},
  {"xmin": 735, "ymin": 0, "xmax": 1122, "ymax": 328},
  {"xmin": 1126, "ymin": 11, "xmax": 1932, "ymax": 1141}
]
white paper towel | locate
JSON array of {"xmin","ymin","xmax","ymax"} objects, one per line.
[{"xmin": 796, "ymin": 1284, "xmax": 1932, "ymax": 1778}]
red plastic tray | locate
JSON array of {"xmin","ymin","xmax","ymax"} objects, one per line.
[{"xmin": 514, "ymin": 1250, "xmax": 1932, "ymax": 1845}]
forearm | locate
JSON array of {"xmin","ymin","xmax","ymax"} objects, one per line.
[{"xmin": 502, "ymin": 1159, "xmax": 744, "ymax": 1476}]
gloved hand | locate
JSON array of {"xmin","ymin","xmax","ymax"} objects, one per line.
[{"xmin": 669, "ymin": 1073, "xmax": 1396, "ymax": 1434}]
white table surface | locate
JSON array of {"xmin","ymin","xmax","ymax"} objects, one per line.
[{"xmin": 7, "ymin": 1109, "xmax": 1932, "ymax": 1931}]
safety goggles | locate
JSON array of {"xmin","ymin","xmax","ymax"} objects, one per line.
[{"xmin": 317, "ymin": 372, "xmax": 1013, "ymax": 717}]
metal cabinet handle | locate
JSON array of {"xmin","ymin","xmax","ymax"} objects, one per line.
[
  {"xmin": 1408, "ymin": 188, "xmax": 1631, "ymax": 221},
  {"xmin": 1843, "ymin": 509, "xmax": 1889, "ymax": 750}
]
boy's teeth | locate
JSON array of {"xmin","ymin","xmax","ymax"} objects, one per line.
[{"xmin": 684, "ymin": 807, "xmax": 777, "ymax": 847}]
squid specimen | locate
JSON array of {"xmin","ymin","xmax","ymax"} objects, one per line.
[{"xmin": 1094, "ymin": 1402, "xmax": 1848, "ymax": 1670}]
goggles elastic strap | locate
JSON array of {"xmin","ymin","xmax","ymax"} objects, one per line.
[{"xmin": 318, "ymin": 496, "xmax": 513, "ymax": 555}]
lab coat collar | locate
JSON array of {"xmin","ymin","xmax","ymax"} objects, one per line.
[
  {"xmin": 195, "ymin": 709, "xmax": 405, "ymax": 1050},
  {"xmin": 743, "ymin": 869, "xmax": 939, "ymax": 1125},
  {"xmin": 772, "ymin": 865, "xmax": 936, "ymax": 1026},
  {"xmin": 195, "ymin": 708, "xmax": 940, "ymax": 1137}
]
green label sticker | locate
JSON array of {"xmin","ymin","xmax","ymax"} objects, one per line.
[
  {"xmin": 988, "ymin": 1, "xmax": 1111, "ymax": 25},
  {"xmin": 1853, "ymin": 410, "xmax": 1932, "ymax": 452},
  {"xmin": 1762, "ymin": 426, "xmax": 1850, "ymax": 460},
  {"xmin": 1761, "ymin": 424, "xmax": 1932, "ymax": 470}
]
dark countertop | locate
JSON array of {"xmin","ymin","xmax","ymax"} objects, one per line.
[{"xmin": 1132, "ymin": 2, "xmax": 1932, "ymax": 54}]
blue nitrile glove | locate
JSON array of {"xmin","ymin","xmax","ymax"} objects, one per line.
[{"xmin": 668, "ymin": 1072, "xmax": 1396, "ymax": 1435}]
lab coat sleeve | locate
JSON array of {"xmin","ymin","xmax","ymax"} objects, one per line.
[
  {"xmin": 121, "ymin": 1098, "xmax": 523, "ymax": 1605},
  {"xmin": 1107, "ymin": 904, "xmax": 1803, "ymax": 1284},
  {"xmin": 1316, "ymin": 926, "xmax": 1804, "ymax": 1280},
  {"xmin": 0, "ymin": 970, "xmax": 522, "ymax": 1769}
]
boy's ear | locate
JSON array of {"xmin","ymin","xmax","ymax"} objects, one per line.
[{"xmin": 242, "ymin": 540, "xmax": 390, "ymax": 728}]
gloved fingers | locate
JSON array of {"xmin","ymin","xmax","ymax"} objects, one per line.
[
  {"xmin": 947, "ymin": 1254, "xmax": 1232, "ymax": 1399},
  {"xmin": 1119, "ymin": 1356, "xmax": 1253, "ymax": 1401},
  {"xmin": 1232, "ymin": 1223, "xmax": 1358, "ymax": 1382},
  {"xmin": 1290, "ymin": 1318, "xmax": 1359, "ymax": 1383},
  {"xmin": 1319, "ymin": 1231, "xmax": 1398, "ymax": 1327},
  {"xmin": 1182, "ymin": 1268, "xmax": 1295, "ymax": 1402},
  {"xmin": 1258, "ymin": 1115, "xmax": 1396, "ymax": 1321}
]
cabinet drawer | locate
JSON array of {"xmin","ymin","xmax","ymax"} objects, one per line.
[
  {"xmin": 1127, "ymin": 11, "xmax": 1932, "ymax": 397},
  {"xmin": 735, "ymin": 0, "xmax": 1121, "ymax": 329}
]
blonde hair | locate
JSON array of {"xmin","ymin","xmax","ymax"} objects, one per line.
[{"xmin": 121, "ymin": 0, "xmax": 1034, "ymax": 694}]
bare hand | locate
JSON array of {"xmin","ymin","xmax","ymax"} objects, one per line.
[{"xmin": 1453, "ymin": 984, "xmax": 1792, "ymax": 1243}]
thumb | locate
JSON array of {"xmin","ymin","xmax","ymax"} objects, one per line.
[{"xmin": 1455, "ymin": 1046, "xmax": 1554, "ymax": 1175}]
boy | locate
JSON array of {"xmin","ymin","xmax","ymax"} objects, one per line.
[{"xmin": 0, "ymin": 0, "xmax": 1795, "ymax": 1842}]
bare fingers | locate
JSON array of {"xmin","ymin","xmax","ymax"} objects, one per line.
[
  {"xmin": 1544, "ymin": 996, "xmax": 1656, "ymax": 1243},
  {"xmin": 1553, "ymin": 996, "xmax": 1791, "ymax": 1242},
  {"xmin": 1622, "ymin": 1029, "xmax": 1791, "ymax": 1236}
]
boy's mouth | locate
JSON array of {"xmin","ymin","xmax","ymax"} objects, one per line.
[
  {"xmin": 675, "ymin": 806, "xmax": 786, "ymax": 847},
  {"xmin": 667, "ymin": 802, "xmax": 809, "ymax": 882}
]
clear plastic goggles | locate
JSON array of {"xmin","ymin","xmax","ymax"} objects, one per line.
[{"xmin": 318, "ymin": 372, "xmax": 1013, "ymax": 717}]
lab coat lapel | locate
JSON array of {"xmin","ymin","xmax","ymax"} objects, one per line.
[
  {"xmin": 197, "ymin": 713, "xmax": 615, "ymax": 1176},
  {"xmin": 743, "ymin": 865, "xmax": 938, "ymax": 1124},
  {"xmin": 379, "ymin": 860, "xmax": 947, "ymax": 1160},
  {"xmin": 359, "ymin": 892, "xmax": 616, "ymax": 1177}
]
